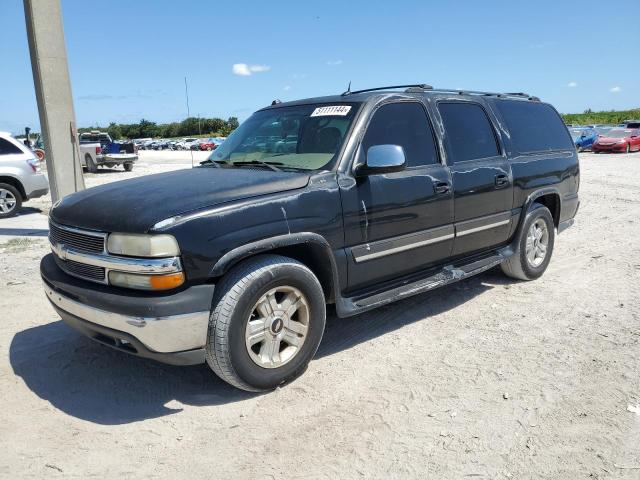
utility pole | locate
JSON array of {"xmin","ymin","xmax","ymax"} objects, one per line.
[{"xmin": 24, "ymin": 0, "xmax": 85, "ymax": 203}]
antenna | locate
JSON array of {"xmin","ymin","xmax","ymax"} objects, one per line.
[{"xmin": 184, "ymin": 76, "xmax": 194, "ymax": 168}]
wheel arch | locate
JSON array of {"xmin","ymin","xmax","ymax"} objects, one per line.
[
  {"xmin": 0, "ymin": 175, "xmax": 27, "ymax": 200},
  {"xmin": 209, "ymin": 233, "xmax": 340, "ymax": 303},
  {"xmin": 525, "ymin": 188, "xmax": 561, "ymax": 228}
]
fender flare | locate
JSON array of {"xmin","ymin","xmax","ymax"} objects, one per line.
[
  {"xmin": 209, "ymin": 232, "xmax": 342, "ymax": 300},
  {"xmin": 513, "ymin": 187, "xmax": 562, "ymax": 239}
]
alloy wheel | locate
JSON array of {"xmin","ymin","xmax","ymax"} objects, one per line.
[
  {"xmin": 525, "ymin": 218, "xmax": 549, "ymax": 268},
  {"xmin": 0, "ymin": 188, "xmax": 17, "ymax": 214},
  {"xmin": 245, "ymin": 286, "xmax": 310, "ymax": 368}
]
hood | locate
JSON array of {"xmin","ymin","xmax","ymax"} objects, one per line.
[
  {"xmin": 50, "ymin": 167, "xmax": 310, "ymax": 232},
  {"xmin": 596, "ymin": 136, "xmax": 627, "ymax": 143}
]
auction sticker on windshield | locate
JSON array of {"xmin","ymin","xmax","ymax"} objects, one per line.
[{"xmin": 310, "ymin": 106, "xmax": 352, "ymax": 117}]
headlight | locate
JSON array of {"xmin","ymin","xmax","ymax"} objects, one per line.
[
  {"xmin": 109, "ymin": 271, "xmax": 185, "ymax": 290},
  {"xmin": 107, "ymin": 233, "xmax": 180, "ymax": 257}
]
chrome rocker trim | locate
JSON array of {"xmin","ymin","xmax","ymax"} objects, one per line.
[{"xmin": 44, "ymin": 284, "xmax": 210, "ymax": 353}]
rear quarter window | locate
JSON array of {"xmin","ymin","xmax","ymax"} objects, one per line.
[
  {"xmin": 494, "ymin": 100, "xmax": 573, "ymax": 153},
  {"xmin": 0, "ymin": 137, "xmax": 24, "ymax": 155}
]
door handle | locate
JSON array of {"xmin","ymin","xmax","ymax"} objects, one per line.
[
  {"xmin": 494, "ymin": 174, "xmax": 509, "ymax": 187},
  {"xmin": 433, "ymin": 181, "xmax": 451, "ymax": 195}
]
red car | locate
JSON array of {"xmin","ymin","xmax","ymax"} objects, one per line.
[
  {"xmin": 198, "ymin": 139, "xmax": 218, "ymax": 151},
  {"xmin": 592, "ymin": 128, "xmax": 640, "ymax": 153}
]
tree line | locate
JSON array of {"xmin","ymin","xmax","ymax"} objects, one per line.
[
  {"xmin": 561, "ymin": 108, "xmax": 640, "ymax": 126},
  {"xmin": 77, "ymin": 116, "xmax": 240, "ymax": 140}
]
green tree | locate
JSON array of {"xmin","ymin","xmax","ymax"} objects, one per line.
[{"xmin": 106, "ymin": 122, "xmax": 122, "ymax": 140}]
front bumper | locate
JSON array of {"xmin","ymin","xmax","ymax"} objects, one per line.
[
  {"xmin": 41, "ymin": 254, "xmax": 214, "ymax": 365},
  {"xmin": 593, "ymin": 144, "xmax": 626, "ymax": 152}
]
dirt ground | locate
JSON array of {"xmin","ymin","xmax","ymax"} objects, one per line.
[{"xmin": 1, "ymin": 151, "xmax": 639, "ymax": 479}]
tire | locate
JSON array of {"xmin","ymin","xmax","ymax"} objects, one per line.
[
  {"xmin": 626, "ymin": 143, "xmax": 631, "ymax": 154},
  {"xmin": 123, "ymin": 163, "xmax": 133, "ymax": 172},
  {"xmin": 85, "ymin": 154, "xmax": 98, "ymax": 173},
  {"xmin": 0, "ymin": 183, "xmax": 22, "ymax": 219},
  {"xmin": 501, "ymin": 203, "xmax": 555, "ymax": 281},
  {"xmin": 206, "ymin": 254, "xmax": 326, "ymax": 392}
]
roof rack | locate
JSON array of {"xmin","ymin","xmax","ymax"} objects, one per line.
[
  {"xmin": 428, "ymin": 88, "xmax": 540, "ymax": 101},
  {"xmin": 341, "ymin": 84, "xmax": 433, "ymax": 96},
  {"xmin": 341, "ymin": 84, "xmax": 540, "ymax": 101}
]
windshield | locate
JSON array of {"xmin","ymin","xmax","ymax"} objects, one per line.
[
  {"xmin": 603, "ymin": 129, "xmax": 634, "ymax": 138},
  {"xmin": 205, "ymin": 103, "xmax": 360, "ymax": 171},
  {"xmin": 570, "ymin": 129, "xmax": 585, "ymax": 140}
]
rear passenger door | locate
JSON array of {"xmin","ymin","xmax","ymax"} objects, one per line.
[{"xmin": 436, "ymin": 101, "xmax": 513, "ymax": 256}]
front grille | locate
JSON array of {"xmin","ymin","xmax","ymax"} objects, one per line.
[
  {"xmin": 57, "ymin": 258, "xmax": 106, "ymax": 282},
  {"xmin": 49, "ymin": 222, "xmax": 105, "ymax": 254}
]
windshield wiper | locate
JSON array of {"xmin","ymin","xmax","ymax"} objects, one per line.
[
  {"xmin": 199, "ymin": 158, "xmax": 226, "ymax": 168},
  {"xmin": 231, "ymin": 160, "xmax": 283, "ymax": 172}
]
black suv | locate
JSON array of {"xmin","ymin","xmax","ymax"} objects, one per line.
[{"xmin": 41, "ymin": 85, "xmax": 580, "ymax": 391}]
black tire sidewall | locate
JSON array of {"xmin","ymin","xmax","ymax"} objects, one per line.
[
  {"xmin": 518, "ymin": 205, "xmax": 555, "ymax": 279},
  {"xmin": 0, "ymin": 183, "xmax": 22, "ymax": 218},
  {"xmin": 224, "ymin": 263, "xmax": 326, "ymax": 390}
]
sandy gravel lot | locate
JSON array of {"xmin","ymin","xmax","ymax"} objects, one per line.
[{"xmin": 1, "ymin": 151, "xmax": 639, "ymax": 479}]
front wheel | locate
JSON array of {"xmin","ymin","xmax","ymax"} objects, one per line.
[
  {"xmin": 206, "ymin": 254, "xmax": 326, "ymax": 392},
  {"xmin": 626, "ymin": 143, "xmax": 631, "ymax": 154},
  {"xmin": 501, "ymin": 204, "xmax": 555, "ymax": 281}
]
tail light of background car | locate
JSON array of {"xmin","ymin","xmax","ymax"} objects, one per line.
[
  {"xmin": 26, "ymin": 158, "xmax": 41, "ymax": 173},
  {"xmin": 95, "ymin": 146, "xmax": 102, "ymax": 154}
]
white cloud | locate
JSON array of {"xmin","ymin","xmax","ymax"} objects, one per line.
[
  {"xmin": 326, "ymin": 60, "xmax": 343, "ymax": 66},
  {"xmin": 610, "ymin": 86, "xmax": 621, "ymax": 93},
  {"xmin": 283, "ymin": 85, "xmax": 291, "ymax": 91},
  {"xmin": 567, "ymin": 81, "xmax": 578, "ymax": 88},
  {"xmin": 232, "ymin": 63, "xmax": 271, "ymax": 76}
]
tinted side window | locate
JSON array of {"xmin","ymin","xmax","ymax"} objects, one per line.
[
  {"xmin": 362, "ymin": 102, "xmax": 439, "ymax": 168},
  {"xmin": 494, "ymin": 100, "xmax": 573, "ymax": 153},
  {"xmin": 438, "ymin": 102, "xmax": 500, "ymax": 163},
  {"xmin": 0, "ymin": 138, "xmax": 23, "ymax": 155}
]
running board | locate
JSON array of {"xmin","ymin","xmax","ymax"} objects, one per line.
[{"xmin": 335, "ymin": 246, "xmax": 513, "ymax": 317}]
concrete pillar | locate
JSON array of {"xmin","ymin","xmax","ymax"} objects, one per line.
[{"xmin": 24, "ymin": 0, "xmax": 84, "ymax": 203}]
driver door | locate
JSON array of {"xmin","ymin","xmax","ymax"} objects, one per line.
[{"xmin": 339, "ymin": 101, "xmax": 454, "ymax": 292}]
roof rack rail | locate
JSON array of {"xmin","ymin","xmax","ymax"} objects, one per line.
[
  {"xmin": 341, "ymin": 84, "xmax": 433, "ymax": 96},
  {"xmin": 426, "ymin": 88, "xmax": 541, "ymax": 102}
]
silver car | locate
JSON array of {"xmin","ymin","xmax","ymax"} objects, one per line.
[{"xmin": 0, "ymin": 131, "xmax": 49, "ymax": 218}]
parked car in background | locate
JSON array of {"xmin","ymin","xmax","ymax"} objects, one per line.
[
  {"xmin": 570, "ymin": 127, "xmax": 598, "ymax": 151},
  {"xmin": 621, "ymin": 120, "xmax": 640, "ymax": 129},
  {"xmin": 190, "ymin": 140, "xmax": 203, "ymax": 150},
  {"xmin": 79, "ymin": 131, "xmax": 138, "ymax": 172},
  {"xmin": 592, "ymin": 128, "xmax": 640, "ymax": 153},
  {"xmin": 0, "ymin": 131, "xmax": 49, "ymax": 218},
  {"xmin": 42, "ymin": 85, "xmax": 579, "ymax": 391},
  {"xmin": 198, "ymin": 138, "xmax": 218, "ymax": 151}
]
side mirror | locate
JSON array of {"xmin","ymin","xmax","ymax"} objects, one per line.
[{"xmin": 356, "ymin": 144, "xmax": 406, "ymax": 176}]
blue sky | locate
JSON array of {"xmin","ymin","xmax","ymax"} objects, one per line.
[{"xmin": 1, "ymin": 0, "xmax": 639, "ymax": 134}]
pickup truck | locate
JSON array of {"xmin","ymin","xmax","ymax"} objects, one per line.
[
  {"xmin": 42, "ymin": 84, "xmax": 579, "ymax": 392},
  {"xmin": 79, "ymin": 131, "xmax": 138, "ymax": 173}
]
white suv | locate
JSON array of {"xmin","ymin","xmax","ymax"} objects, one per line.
[{"xmin": 0, "ymin": 132, "xmax": 49, "ymax": 218}]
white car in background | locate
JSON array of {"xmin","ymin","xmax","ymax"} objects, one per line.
[{"xmin": 0, "ymin": 131, "xmax": 49, "ymax": 218}]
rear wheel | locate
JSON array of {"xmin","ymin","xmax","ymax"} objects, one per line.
[
  {"xmin": 85, "ymin": 154, "xmax": 98, "ymax": 173},
  {"xmin": 501, "ymin": 204, "xmax": 555, "ymax": 281},
  {"xmin": 123, "ymin": 163, "xmax": 133, "ymax": 172},
  {"xmin": 0, "ymin": 183, "xmax": 22, "ymax": 219},
  {"xmin": 205, "ymin": 254, "xmax": 326, "ymax": 392}
]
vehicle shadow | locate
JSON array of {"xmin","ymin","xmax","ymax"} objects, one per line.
[{"xmin": 10, "ymin": 269, "xmax": 510, "ymax": 425}]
